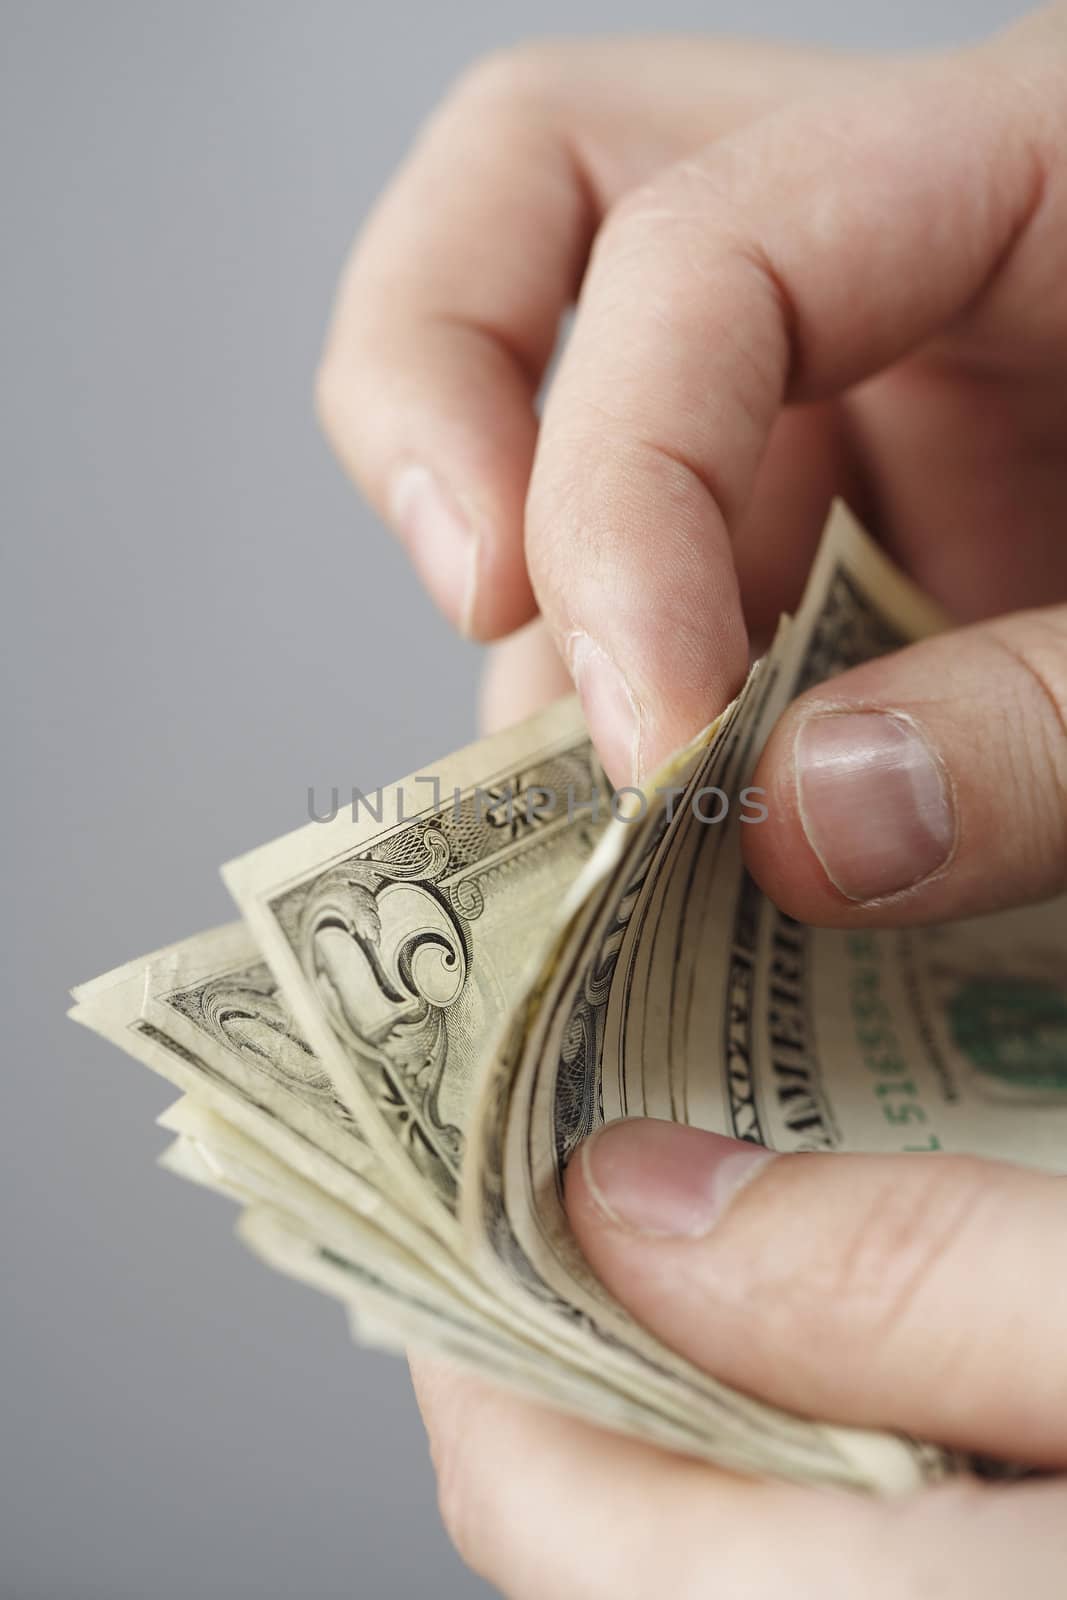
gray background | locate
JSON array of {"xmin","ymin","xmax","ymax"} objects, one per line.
[{"xmin": 1, "ymin": 2, "xmax": 1030, "ymax": 1595}]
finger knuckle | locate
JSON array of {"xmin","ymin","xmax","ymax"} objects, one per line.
[
  {"xmin": 589, "ymin": 164, "xmax": 791, "ymax": 409},
  {"xmin": 434, "ymin": 1438, "xmax": 481, "ymax": 1571},
  {"xmin": 986, "ymin": 614, "xmax": 1067, "ymax": 881},
  {"xmin": 817, "ymin": 1158, "xmax": 990, "ymax": 1357},
  {"xmin": 592, "ymin": 151, "xmax": 745, "ymax": 268},
  {"xmin": 428, "ymin": 1408, "xmax": 489, "ymax": 1568},
  {"xmin": 593, "ymin": 178, "xmax": 673, "ymax": 268},
  {"xmin": 312, "ymin": 352, "xmax": 344, "ymax": 441},
  {"xmin": 446, "ymin": 43, "xmax": 554, "ymax": 120}
]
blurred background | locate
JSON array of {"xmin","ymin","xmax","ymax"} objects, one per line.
[{"xmin": 1, "ymin": 2, "xmax": 1032, "ymax": 1595}]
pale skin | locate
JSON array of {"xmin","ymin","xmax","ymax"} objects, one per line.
[{"xmin": 318, "ymin": 9, "xmax": 1067, "ymax": 1593}]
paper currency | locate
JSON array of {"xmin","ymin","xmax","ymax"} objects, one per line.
[{"xmin": 73, "ymin": 502, "xmax": 1067, "ymax": 1494}]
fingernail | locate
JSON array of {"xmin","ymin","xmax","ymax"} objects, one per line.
[
  {"xmin": 567, "ymin": 632, "xmax": 642, "ymax": 785},
  {"xmin": 390, "ymin": 463, "xmax": 480, "ymax": 636},
  {"xmin": 795, "ymin": 711, "xmax": 956, "ymax": 902},
  {"xmin": 581, "ymin": 1120, "xmax": 776, "ymax": 1238}
]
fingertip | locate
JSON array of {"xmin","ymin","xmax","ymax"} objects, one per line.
[
  {"xmin": 319, "ymin": 324, "xmax": 542, "ymax": 640},
  {"xmin": 469, "ymin": 516, "xmax": 541, "ymax": 641},
  {"xmin": 389, "ymin": 463, "xmax": 482, "ymax": 635},
  {"xmin": 479, "ymin": 618, "xmax": 573, "ymax": 735}
]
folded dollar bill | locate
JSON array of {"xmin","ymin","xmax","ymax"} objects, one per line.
[{"xmin": 72, "ymin": 502, "xmax": 1067, "ymax": 1494}]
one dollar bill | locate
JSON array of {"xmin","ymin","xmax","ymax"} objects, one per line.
[{"xmin": 74, "ymin": 502, "xmax": 1067, "ymax": 1494}]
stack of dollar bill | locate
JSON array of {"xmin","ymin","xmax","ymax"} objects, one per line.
[{"xmin": 72, "ymin": 504, "xmax": 1067, "ymax": 1495}]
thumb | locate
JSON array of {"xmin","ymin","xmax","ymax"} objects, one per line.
[
  {"xmin": 743, "ymin": 604, "xmax": 1067, "ymax": 925},
  {"xmin": 565, "ymin": 1118, "xmax": 1067, "ymax": 1466}
]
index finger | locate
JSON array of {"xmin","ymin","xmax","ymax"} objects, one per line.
[
  {"xmin": 316, "ymin": 40, "xmax": 859, "ymax": 637},
  {"xmin": 526, "ymin": 38, "xmax": 1048, "ymax": 781}
]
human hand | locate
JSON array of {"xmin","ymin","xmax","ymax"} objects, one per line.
[
  {"xmin": 415, "ymin": 1117, "xmax": 1067, "ymax": 1597},
  {"xmin": 318, "ymin": 13, "xmax": 1067, "ymax": 923},
  {"xmin": 411, "ymin": 623, "xmax": 1067, "ymax": 1600}
]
